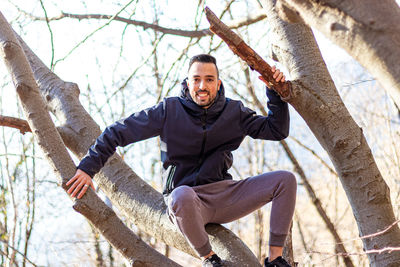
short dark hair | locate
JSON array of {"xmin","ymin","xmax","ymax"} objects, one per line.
[{"xmin": 188, "ymin": 54, "xmax": 219, "ymax": 78}]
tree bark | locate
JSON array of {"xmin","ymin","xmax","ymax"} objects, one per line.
[
  {"xmin": 280, "ymin": 140, "xmax": 354, "ymax": 267},
  {"xmin": 276, "ymin": 0, "xmax": 400, "ymax": 111},
  {"xmin": 282, "ymin": 225, "xmax": 295, "ymax": 267},
  {"xmin": 241, "ymin": 40, "xmax": 354, "ymax": 267},
  {"xmin": 207, "ymin": 2, "xmax": 400, "ymax": 266},
  {"xmin": 259, "ymin": 2, "xmax": 400, "ymax": 266},
  {"xmin": 0, "ymin": 115, "xmax": 31, "ymax": 134},
  {"xmin": 205, "ymin": 7, "xmax": 291, "ymax": 99},
  {"xmin": 12, "ymin": 16, "xmax": 262, "ymax": 267},
  {"xmin": 0, "ymin": 11, "xmax": 180, "ymax": 267}
]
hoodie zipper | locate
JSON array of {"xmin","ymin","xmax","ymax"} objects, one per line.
[
  {"xmin": 198, "ymin": 109, "xmax": 208, "ymax": 165},
  {"xmin": 166, "ymin": 165, "xmax": 176, "ymax": 193}
]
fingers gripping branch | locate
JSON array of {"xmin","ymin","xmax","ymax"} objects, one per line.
[
  {"xmin": 66, "ymin": 169, "xmax": 95, "ymax": 199},
  {"xmin": 204, "ymin": 7, "xmax": 292, "ymax": 100}
]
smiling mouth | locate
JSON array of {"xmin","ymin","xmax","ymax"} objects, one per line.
[{"xmin": 196, "ymin": 91, "xmax": 209, "ymax": 100}]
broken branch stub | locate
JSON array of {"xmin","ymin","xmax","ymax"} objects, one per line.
[{"xmin": 204, "ymin": 7, "xmax": 292, "ymax": 100}]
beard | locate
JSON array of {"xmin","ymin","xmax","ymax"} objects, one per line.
[{"xmin": 192, "ymin": 89, "xmax": 217, "ymax": 108}]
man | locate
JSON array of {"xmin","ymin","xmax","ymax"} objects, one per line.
[{"xmin": 67, "ymin": 54, "xmax": 296, "ymax": 267}]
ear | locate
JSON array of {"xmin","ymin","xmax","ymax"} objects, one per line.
[{"xmin": 217, "ymin": 79, "xmax": 221, "ymax": 91}]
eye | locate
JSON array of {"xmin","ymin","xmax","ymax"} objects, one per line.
[{"xmin": 207, "ymin": 78, "xmax": 214, "ymax": 82}]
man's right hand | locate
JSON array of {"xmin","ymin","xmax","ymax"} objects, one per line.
[{"xmin": 66, "ymin": 169, "xmax": 95, "ymax": 199}]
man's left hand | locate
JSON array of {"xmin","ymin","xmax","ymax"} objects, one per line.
[{"xmin": 258, "ymin": 65, "xmax": 286, "ymax": 85}]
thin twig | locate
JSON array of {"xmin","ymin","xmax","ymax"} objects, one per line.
[
  {"xmin": 26, "ymin": 10, "xmax": 267, "ymax": 38},
  {"xmin": 308, "ymin": 245, "xmax": 400, "ymax": 258},
  {"xmin": 348, "ymin": 219, "xmax": 400, "ymax": 244},
  {"xmin": 111, "ymin": 9, "xmax": 137, "ymax": 86},
  {"xmin": 317, "ymin": 219, "xmax": 400, "ymax": 250},
  {"xmin": 38, "ymin": 0, "xmax": 55, "ymax": 70},
  {"xmin": 99, "ymin": 33, "xmax": 165, "ymax": 112},
  {"xmin": 53, "ymin": 0, "xmax": 138, "ymax": 66},
  {"xmin": 288, "ymin": 135, "xmax": 337, "ymax": 176},
  {"xmin": 0, "ymin": 240, "xmax": 40, "ymax": 267}
]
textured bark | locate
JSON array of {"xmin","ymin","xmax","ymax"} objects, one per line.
[
  {"xmin": 207, "ymin": 3, "xmax": 400, "ymax": 266},
  {"xmin": 280, "ymin": 140, "xmax": 354, "ymax": 267},
  {"xmin": 242, "ymin": 32, "xmax": 354, "ymax": 267},
  {"xmin": 0, "ymin": 115, "xmax": 31, "ymax": 134},
  {"xmin": 13, "ymin": 19, "xmax": 262, "ymax": 267},
  {"xmin": 277, "ymin": 0, "xmax": 400, "ymax": 111},
  {"xmin": 0, "ymin": 11, "xmax": 180, "ymax": 267},
  {"xmin": 282, "ymin": 225, "xmax": 295, "ymax": 266},
  {"xmin": 259, "ymin": 1, "xmax": 400, "ymax": 266},
  {"xmin": 205, "ymin": 7, "xmax": 291, "ymax": 99}
]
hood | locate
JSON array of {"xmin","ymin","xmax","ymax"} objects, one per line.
[{"xmin": 179, "ymin": 78, "xmax": 227, "ymax": 118}]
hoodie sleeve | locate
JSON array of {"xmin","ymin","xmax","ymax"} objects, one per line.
[
  {"xmin": 77, "ymin": 100, "xmax": 166, "ymax": 177},
  {"xmin": 240, "ymin": 87, "xmax": 289, "ymax": 140}
]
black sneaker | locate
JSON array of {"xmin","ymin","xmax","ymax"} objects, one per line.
[
  {"xmin": 264, "ymin": 256, "xmax": 291, "ymax": 267},
  {"xmin": 202, "ymin": 254, "xmax": 223, "ymax": 267}
]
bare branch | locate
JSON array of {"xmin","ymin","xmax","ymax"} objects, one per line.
[
  {"xmin": 53, "ymin": 0, "xmax": 138, "ymax": 66},
  {"xmin": 38, "ymin": 0, "xmax": 55, "ymax": 70},
  {"xmin": 205, "ymin": 7, "xmax": 292, "ymax": 99},
  {"xmin": 27, "ymin": 10, "xmax": 267, "ymax": 38},
  {"xmin": 309, "ymin": 245, "xmax": 400, "ymax": 259},
  {"xmin": 0, "ymin": 240, "xmax": 38, "ymax": 267},
  {"xmin": 0, "ymin": 11, "xmax": 180, "ymax": 266},
  {"xmin": 0, "ymin": 115, "xmax": 31, "ymax": 134},
  {"xmin": 335, "ymin": 219, "xmax": 400, "ymax": 245},
  {"xmin": 288, "ymin": 135, "xmax": 337, "ymax": 176}
]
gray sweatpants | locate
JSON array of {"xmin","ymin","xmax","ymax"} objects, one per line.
[{"xmin": 165, "ymin": 170, "xmax": 297, "ymax": 257}]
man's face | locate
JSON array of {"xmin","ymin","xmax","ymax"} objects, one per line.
[{"xmin": 187, "ymin": 62, "xmax": 221, "ymax": 109}]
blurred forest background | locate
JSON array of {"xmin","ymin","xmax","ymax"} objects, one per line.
[{"xmin": 1, "ymin": 0, "xmax": 399, "ymax": 266}]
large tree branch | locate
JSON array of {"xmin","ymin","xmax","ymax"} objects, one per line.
[
  {"xmin": 241, "ymin": 64, "xmax": 354, "ymax": 267},
  {"xmin": 28, "ymin": 11, "xmax": 267, "ymax": 38},
  {"xmin": 260, "ymin": 1, "xmax": 400, "ymax": 266},
  {"xmin": 0, "ymin": 11, "xmax": 180, "ymax": 267},
  {"xmin": 14, "ymin": 16, "xmax": 261, "ymax": 267},
  {"xmin": 206, "ymin": 2, "xmax": 400, "ymax": 266},
  {"xmin": 276, "ymin": 0, "xmax": 400, "ymax": 111}
]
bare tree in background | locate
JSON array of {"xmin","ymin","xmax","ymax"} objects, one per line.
[{"xmin": 0, "ymin": 0, "xmax": 399, "ymax": 266}]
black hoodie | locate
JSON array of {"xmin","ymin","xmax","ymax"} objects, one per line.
[{"xmin": 77, "ymin": 79, "xmax": 289, "ymax": 195}]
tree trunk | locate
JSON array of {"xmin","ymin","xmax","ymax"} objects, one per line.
[
  {"xmin": 11, "ymin": 15, "xmax": 262, "ymax": 267},
  {"xmin": 282, "ymin": 224, "xmax": 295, "ymax": 267},
  {"xmin": 276, "ymin": 0, "xmax": 400, "ymax": 112},
  {"xmin": 280, "ymin": 140, "xmax": 354, "ymax": 267},
  {"xmin": 0, "ymin": 11, "xmax": 181, "ymax": 267},
  {"xmin": 259, "ymin": 1, "xmax": 400, "ymax": 266},
  {"xmin": 241, "ymin": 63, "xmax": 354, "ymax": 267}
]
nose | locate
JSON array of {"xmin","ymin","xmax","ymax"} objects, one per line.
[{"xmin": 199, "ymin": 80, "xmax": 205, "ymax": 90}]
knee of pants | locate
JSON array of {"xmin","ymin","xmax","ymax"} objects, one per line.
[
  {"xmin": 277, "ymin": 170, "xmax": 297, "ymax": 192},
  {"xmin": 168, "ymin": 185, "xmax": 198, "ymax": 216}
]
